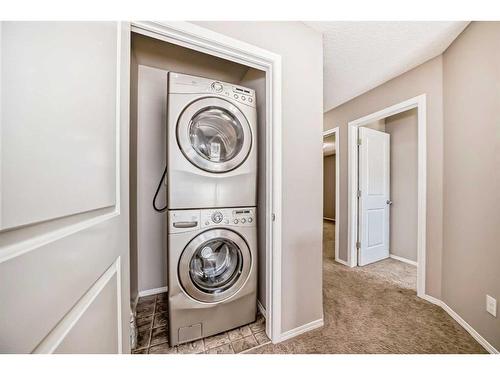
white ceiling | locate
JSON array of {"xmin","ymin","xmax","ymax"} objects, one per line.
[{"xmin": 304, "ymin": 22, "xmax": 469, "ymax": 111}]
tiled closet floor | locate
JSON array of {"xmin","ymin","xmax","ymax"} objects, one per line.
[{"xmin": 133, "ymin": 292, "xmax": 270, "ymax": 354}]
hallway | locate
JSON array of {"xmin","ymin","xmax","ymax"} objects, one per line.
[{"xmin": 249, "ymin": 221, "xmax": 486, "ymax": 353}]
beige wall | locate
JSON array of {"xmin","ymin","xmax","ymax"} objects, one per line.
[
  {"xmin": 195, "ymin": 21, "xmax": 324, "ymax": 332},
  {"xmin": 364, "ymin": 119, "xmax": 386, "ymax": 132},
  {"xmin": 323, "ymin": 155, "xmax": 336, "ymax": 220},
  {"xmin": 442, "ymin": 22, "xmax": 500, "ymax": 350},
  {"xmin": 385, "ymin": 109, "xmax": 418, "ymax": 262},
  {"xmin": 132, "ymin": 33, "xmax": 249, "ymax": 82},
  {"xmin": 324, "ymin": 55, "xmax": 444, "ymax": 298}
]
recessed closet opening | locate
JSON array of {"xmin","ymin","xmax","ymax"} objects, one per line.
[{"xmin": 128, "ymin": 31, "xmax": 270, "ymax": 354}]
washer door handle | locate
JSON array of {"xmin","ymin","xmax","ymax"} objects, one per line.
[{"xmin": 173, "ymin": 221, "xmax": 198, "ymax": 228}]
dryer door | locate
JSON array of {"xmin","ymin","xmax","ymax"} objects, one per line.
[
  {"xmin": 178, "ymin": 228, "xmax": 252, "ymax": 303},
  {"xmin": 176, "ymin": 97, "xmax": 252, "ymax": 173}
]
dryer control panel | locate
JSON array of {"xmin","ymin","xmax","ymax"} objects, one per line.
[
  {"xmin": 201, "ymin": 207, "xmax": 256, "ymax": 228},
  {"xmin": 168, "ymin": 72, "xmax": 256, "ymax": 108}
]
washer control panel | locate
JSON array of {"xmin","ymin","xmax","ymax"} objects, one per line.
[{"xmin": 201, "ymin": 207, "xmax": 256, "ymax": 228}]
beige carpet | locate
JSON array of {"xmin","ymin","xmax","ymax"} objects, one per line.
[{"xmin": 249, "ymin": 221, "xmax": 486, "ymax": 354}]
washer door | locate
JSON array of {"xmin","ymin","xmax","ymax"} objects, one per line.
[
  {"xmin": 176, "ymin": 97, "xmax": 252, "ymax": 173},
  {"xmin": 179, "ymin": 229, "xmax": 252, "ymax": 303}
]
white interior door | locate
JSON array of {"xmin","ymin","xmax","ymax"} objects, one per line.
[
  {"xmin": 358, "ymin": 127, "xmax": 390, "ymax": 266},
  {"xmin": 0, "ymin": 22, "xmax": 130, "ymax": 353}
]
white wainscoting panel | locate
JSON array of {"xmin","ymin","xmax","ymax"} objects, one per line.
[{"xmin": 0, "ymin": 22, "xmax": 118, "ymax": 229}]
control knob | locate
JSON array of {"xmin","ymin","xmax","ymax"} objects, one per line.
[
  {"xmin": 211, "ymin": 211, "xmax": 223, "ymax": 223},
  {"xmin": 211, "ymin": 82, "xmax": 223, "ymax": 93}
]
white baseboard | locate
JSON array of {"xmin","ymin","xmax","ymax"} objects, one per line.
[
  {"xmin": 278, "ymin": 318, "xmax": 324, "ymax": 343},
  {"xmin": 138, "ymin": 286, "xmax": 168, "ymax": 298},
  {"xmin": 390, "ymin": 254, "xmax": 418, "ymax": 267},
  {"xmin": 440, "ymin": 301, "xmax": 499, "ymax": 354},
  {"xmin": 257, "ymin": 300, "xmax": 267, "ymax": 319},
  {"xmin": 335, "ymin": 257, "xmax": 350, "ymax": 266},
  {"xmin": 420, "ymin": 293, "xmax": 441, "ymax": 306},
  {"xmin": 422, "ymin": 294, "xmax": 498, "ymax": 354}
]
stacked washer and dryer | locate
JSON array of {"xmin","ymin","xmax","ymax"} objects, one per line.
[{"xmin": 166, "ymin": 72, "xmax": 258, "ymax": 346}]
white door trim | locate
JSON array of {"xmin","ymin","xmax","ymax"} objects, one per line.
[
  {"xmin": 129, "ymin": 21, "xmax": 283, "ymax": 343},
  {"xmin": 347, "ymin": 94, "xmax": 427, "ymax": 298},
  {"xmin": 323, "ymin": 127, "xmax": 341, "ymax": 265}
]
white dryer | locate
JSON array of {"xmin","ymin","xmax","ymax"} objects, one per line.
[
  {"xmin": 168, "ymin": 207, "xmax": 257, "ymax": 346},
  {"xmin": 167, "ymin": 72, "xmax": 257, "ymax": 209}
]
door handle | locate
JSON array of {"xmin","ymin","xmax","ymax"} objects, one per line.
[
  {"xmin": 173, "ymin": 221, "xmax": 198, "ymax": 228},
  {"xmin": 386, "ymin": 200, "xmax": 393, "ymax": 205}
]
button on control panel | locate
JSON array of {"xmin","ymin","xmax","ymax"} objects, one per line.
[{"xmin": 201, "ymin": 208, "xmax": 256, "ymax": 228}]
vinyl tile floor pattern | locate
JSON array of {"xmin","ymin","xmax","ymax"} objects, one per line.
[{"xmin": 132, "ymin": 293, "xmax": 269, "ymax": 354}]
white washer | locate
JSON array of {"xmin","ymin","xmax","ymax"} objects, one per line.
[
  {"xmin": 168, "ymin": 207, "xmax": 257, "ymax": 346},
  {"xmin": 167, "ymin": 72, "xmax": 257, "ymax": 209}
]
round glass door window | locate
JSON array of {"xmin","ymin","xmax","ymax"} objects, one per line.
[
  {"xmin": 178, "ymin": 228, "xmax": 252, "ymax": 303},
  {"xmin": 189, "ymin": 238, "xmax": 242, "ymax": 293},
  {"xmin": 177, "ymin": 98, "xmax": 252, "ymax": 173}
]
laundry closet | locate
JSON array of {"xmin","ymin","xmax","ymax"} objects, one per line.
[{"xmin": 129, "ymin": 32, "xmax": 268, "ymax": 348}]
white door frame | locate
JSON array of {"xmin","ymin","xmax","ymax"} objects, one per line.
[
  {"xmin": 347, "ymin": 94, "xmax": 427, "ymax": 298},
  {"xmin": 322, "ymin": 127, "xmax": 341, "ymax": 264},
  {"xmin": 129, "ymin": 21, "xmax": 283, "ymax": 342}
]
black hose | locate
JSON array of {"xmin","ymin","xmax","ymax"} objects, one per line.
[{"xmin": 152, "ymin": 165, "xmax": 168, "ymax": 212}]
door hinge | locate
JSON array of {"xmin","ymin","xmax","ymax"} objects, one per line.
[
  {"xmin": 357, "ymin": 190, "xmax": 361, "ymax": 198},
  {"xmin": 356, "ymin": 241, "xmax": 361, "ymax": 249},
  {"xmin": 272, "ymin": 213, "xmax": 276, "ymax": 222},
  {"xmin": 357, "ymin": 138, "xmax": 362, "ymax": 146}
]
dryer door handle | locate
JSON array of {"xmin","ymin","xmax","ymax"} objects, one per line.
[{"xmin": 173, "ymin": 221, "xmax": 198, "ymax": 228}]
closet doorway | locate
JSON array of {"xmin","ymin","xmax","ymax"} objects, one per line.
[{"xmin": 129, "ymin": 21, "xmax": 284, "ymax": 343}]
